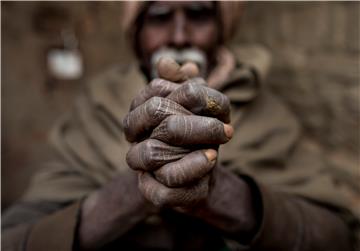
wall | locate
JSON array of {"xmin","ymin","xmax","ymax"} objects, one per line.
[
  {"xmin": 2, "ymin": 2, "xmax": 359, "ymax": 208},
  {"xmin": 235, "ymin": 2, "xmax": 359, "ymax": 173},
  {"xmin": 2, "ymin": 2, "xmax": 130, "ymax": 207}
]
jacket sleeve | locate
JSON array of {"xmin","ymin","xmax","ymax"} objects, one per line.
[
  {"xmin": 2, "ymin": 66, "xmax": 147, "ymax": 251},
  {"xmin": 2, "ymin": 200, "xmax": 81, "ymax": 251},
  {"xmin": 235, "ymin": 176, "xmax": 355, "ymax": 251},
  {"xmin": 220, "ymin": 89, "xmax": 360, "ymax": 250}
]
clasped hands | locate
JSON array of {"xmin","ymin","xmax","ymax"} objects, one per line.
[
  {"xmin": 78, "ymin": 59, "xmax": 256, "ymax": 250},
  {"xmin": 123, "ymin": 58, "xmax": 234, "ymax": 208}
]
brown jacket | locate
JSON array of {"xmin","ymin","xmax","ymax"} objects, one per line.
[{"xmin": 2, "ymin": 45, "xmax": 359, "ymax": 251}]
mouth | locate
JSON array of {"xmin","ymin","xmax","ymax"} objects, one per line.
[{"xmin": 150, "ymin": 47, "xmax": 207, "ymax": 79}]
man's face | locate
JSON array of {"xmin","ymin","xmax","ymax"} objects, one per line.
[{"xmin": 137, "ymin": 1, "xmax": 220, "ymax": 78}]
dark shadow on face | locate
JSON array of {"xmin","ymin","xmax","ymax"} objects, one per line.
[{"xmin": 135, "ymin": 1, "xmax": 221, "ymax": 79}]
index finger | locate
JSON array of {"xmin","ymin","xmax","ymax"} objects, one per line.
[
  {"xmin": 130, "ymin": 78, "xmax": 180, "ymax": 111},
  {"xmin": 167, "ymin": 81, "xmax": 231, "ymax": 123},
  {"xmin": 129, "ymin": 61, "xmax": 201, "ymax": 112}
]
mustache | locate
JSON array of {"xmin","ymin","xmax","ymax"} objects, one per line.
[{"xmin": 150, "ymin": 47, "xmax": 207, "ymax": 79}]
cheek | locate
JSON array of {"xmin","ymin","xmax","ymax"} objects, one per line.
[
  {"xmin": 139, "ymin": 27, "xmax": 169, "ymax": 58},
  {"xmin": 190, "ymin": 23, "xmax": 219, "ymax": 51}
]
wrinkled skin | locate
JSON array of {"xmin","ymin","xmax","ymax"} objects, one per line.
[
  {"xmin": 123, "ymin": 59, "xmax": 233, "ymax": 206},
  {"xmin": 124, "ymin": 58, "xmax": 258, "ymax": 239}
]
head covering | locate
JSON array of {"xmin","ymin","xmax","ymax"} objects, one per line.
[{"xmin": 121, "ymin": 1, "xmax": 243, "ymax": 45}]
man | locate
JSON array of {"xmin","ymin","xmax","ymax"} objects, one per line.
[{"xmin": 2, "ymin": 2, "xmax": 359, "ymax": 251}]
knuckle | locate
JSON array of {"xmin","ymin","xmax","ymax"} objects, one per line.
[
  {"xmin": 165, "ymin": 115, "xmax": 180, "ymax": 137},
  {"xmin": 145, "ymin": 97, "xmax": 164, "ymax": 122},
  {"xmin": 126, "ymin": 141, "xmax": 157, "ymax": 171},
  {"xmin": 185, "ymin": 77, "xmax": 207, "ymax": 85},
  {"xmin": 150, "ymin": 119, "xmax": 169, "ymax": 142},
  {"xmin": 149, "ymin": 78, "xmax": 163, "ymax": 90},
  {"xmin": 150, "ymin": 78, "xmax": 178, "ymax": 97},
  {"xmin": 130, "ymin": 99, "xmax": 139, "ymax": 111},
  {"xmin": 130, "ymin": 140, "xmax": 160, "ymax": 171},
  {"xmin": 122, "ymin": 114, "xmax": 130, "ymax": 131},
  {"xmin": 146, "ymin": 96, "xmax": 175, "ymax": 121},
  {"xmin": 168, "ymin": 114, "xmax": 182, "ymax": 126},
  {"xmin": 142, "ymin": 140, "xmax": 156, "ymax": 166},
  {"xmin": 176, "ymin": 83, "xmax": 208, "ymax": 115},
  {"xmin": 143, "ymin": 139, "xmax": 154, "ymax": 153},
  {"xmin": 182, "ymin": 82, "xmax": 202, "ymax": 101},
  {"xmin": 122, "ymin": 114, "xmax": 135, "ymax": 141},
  {"xmin": 125, "ymin": 147, "xmax": 136, "ymax": 169},
  {"xmin": 146, "ymin": 96, "xmax": 162, "ymax": 113}
]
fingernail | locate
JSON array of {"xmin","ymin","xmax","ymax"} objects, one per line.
[
  {"xmin": 204, "ymin": 149, "xmax": 217, "ymax": 162},
  {"xmin": 223, "ymin": 124, "xmax": 234, "ymax": 139}
]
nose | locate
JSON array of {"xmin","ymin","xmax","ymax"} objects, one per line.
[{"xmin": 170, "ymin": 10, "xmax": 189, "ymax": 48}]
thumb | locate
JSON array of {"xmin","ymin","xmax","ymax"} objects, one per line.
[
  {"xmin": 180, "ymin": 62, "xmax": 200, "ymax": 79},
  {"xmin": 157, "ymin": 57, "xmax": 200, "ymax": 82}
]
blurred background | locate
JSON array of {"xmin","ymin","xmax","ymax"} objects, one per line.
[{"xmin": 2, "ymin": 2, "xmax": 359, "ymax": 209}]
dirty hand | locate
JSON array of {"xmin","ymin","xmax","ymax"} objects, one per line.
[
  {"xmin": 78, "ymin": 170, "xmax": 157, "ymax": 250},
  {"xmin": 123, "ymin": 57, "xmax": 233, "ymax": 207}
]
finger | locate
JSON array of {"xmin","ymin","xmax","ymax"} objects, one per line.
[
  {"xmin": 154, "ymin": 149, "xmax": 217, "ymax": 187},
  {"xmin": 150, "ymin": 115, "xmax": 234, "ymax": 146},
  {"xmin": 130, "ymin": 78, "xmax": 180, "ymax": 111},
  {"xmin": 126, "ymin": 139, "xmax": 191, "ymax": 171},
  {"xmin": 131, "ymin": 62, "xmax": 200, "ymax": 111},
  {"xmin": 179, "ymin": 62, "xmax": 199, "ymax": 79},
  {"xmin": 123, "ymin": 97, "xmax": 192, "ymax": 142},
  {"xmin": 138, "ymin": 172, "xmax": 210, "ymax": 207},
  {"xmin": 167, "ymin": 81, "xmax": 231, "ymax": 123},
  {"xmin": 157, "ymin": 57, "xmax": 187, "ymax": 82}
]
